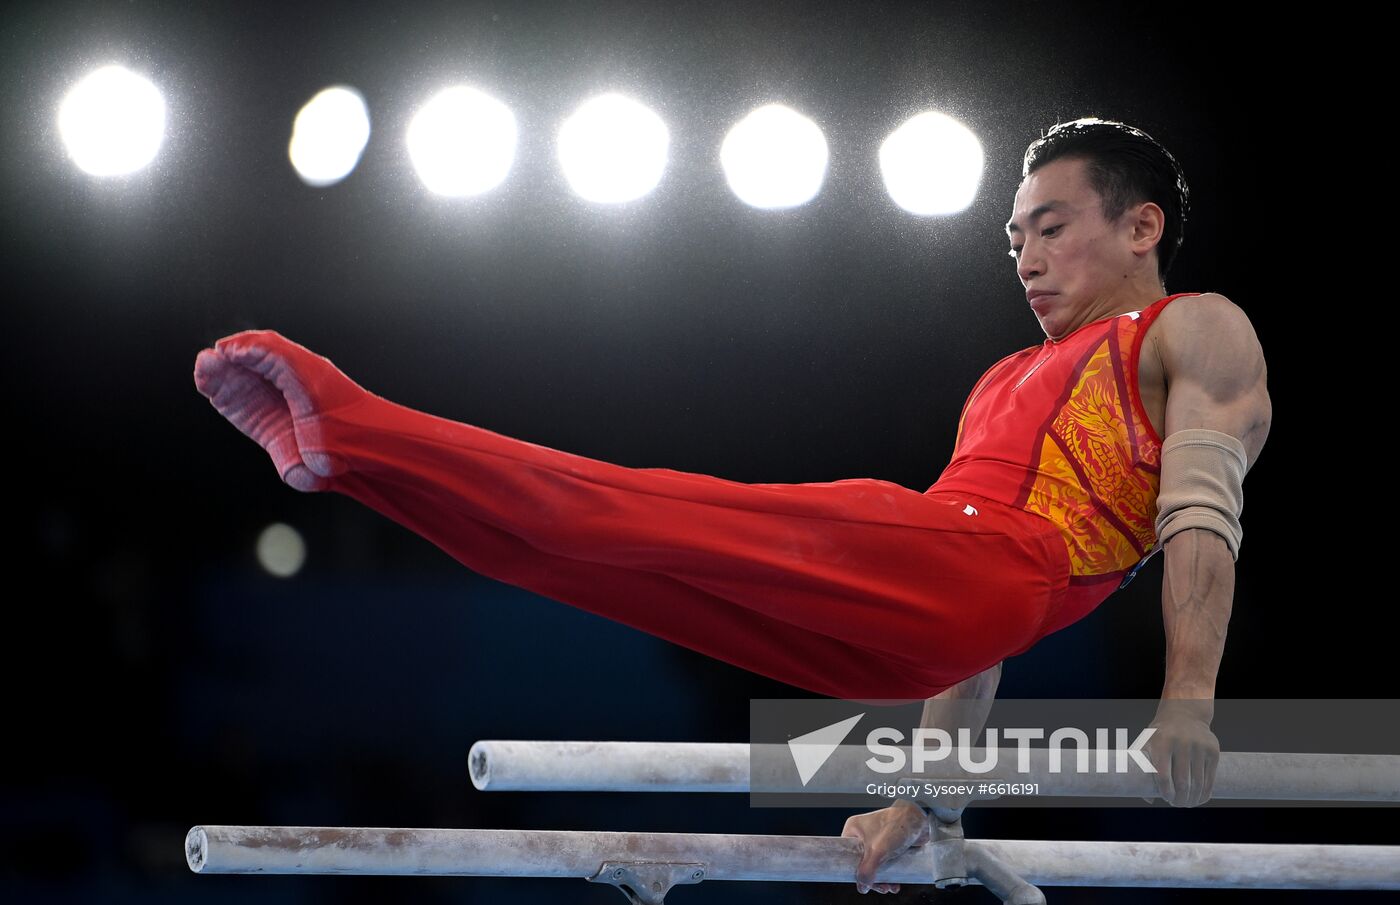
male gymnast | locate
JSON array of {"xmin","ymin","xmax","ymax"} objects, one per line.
[{"xmin": 192, "ymin": 117, "xmax": 1271, "ymax": 895}]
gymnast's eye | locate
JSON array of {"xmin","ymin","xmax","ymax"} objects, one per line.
[
  {"xmin": 1042, "ymin": 224, "xmax": 1062, "ymax": 236},
  {"xmin": 1008, "ymin": 246, "xmax": 1022, "ymax": 258}
]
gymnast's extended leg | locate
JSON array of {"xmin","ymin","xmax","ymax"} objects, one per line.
[{"xmin": 194, "ymin": 330, "xmax": 1062, "ymax": 699}]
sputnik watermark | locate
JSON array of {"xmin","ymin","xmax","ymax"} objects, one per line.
[
  {"xmin": 751, "ymin": 697, "xmax": 1400, "ymax": 808},
  {"xmin": 864, "ymin": 726, "xmax": 1157, "ymax": 775},
  {"xmin": 782, "ymin": 716, "xmax": 1161, "ymax": 789},
  {"xmin": 869, "ymin": 781, "xmax": 1041, "ymax": 799}
]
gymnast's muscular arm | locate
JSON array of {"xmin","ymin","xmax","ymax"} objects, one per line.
[{"xmin": 1145, "ymin": 292, "xmax": 1272, "ymax": 807}]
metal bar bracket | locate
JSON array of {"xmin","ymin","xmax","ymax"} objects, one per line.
[
  {"xmin": 927, "ymin": 813, "xmax": 1045, "ymax": 903},
  {"xmin": 587, "ymin": 860, "xmax": 706, "ymax": 905}
]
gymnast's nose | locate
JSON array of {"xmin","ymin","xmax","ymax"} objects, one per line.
[{"xmin": 1016, "ymin": 241, "xmax": 1043, "ymax": 284}]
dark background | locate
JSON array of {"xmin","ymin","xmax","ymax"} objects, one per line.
[{"xmin": 3, "ymin": 1, "xmax": 1388, "ymax": 903}]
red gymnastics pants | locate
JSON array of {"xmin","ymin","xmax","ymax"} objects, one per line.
[{"xmin": 194, "ymin": 330, "xmax": 1071, "ymax": 701}]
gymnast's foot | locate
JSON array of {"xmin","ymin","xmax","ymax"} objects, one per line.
[{"xmin": 193, "ymin": 329, "xmax": 370, "ymax": 491}]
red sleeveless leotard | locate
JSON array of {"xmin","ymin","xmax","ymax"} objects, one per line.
[{"xmin": 930, "ymin": 292, "xmax": 1202, "ymax": 634}]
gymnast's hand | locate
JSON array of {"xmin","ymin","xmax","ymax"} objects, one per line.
[
  {"xmin": 193, "ymin": 329, "xmax": 372, "ymax": 492},
  {"xmin": 1142, "ymin": 699, "xmax": 1220, "ymax": 808},
  {"xmin": 841, "ymin": 799, "xmax": 930, "ymax": 894}
]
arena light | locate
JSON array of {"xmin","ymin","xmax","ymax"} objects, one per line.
[
  {"xmin": 878, "ymin": 111, "xmax": 983, "ymax": 216},
  {"xmin": 557, "ymin": 93, "xmax": 669, "ymax": 204},
  {"xmin": 255, "ymin": 522, "xmax": 306, "ymax": 578},
  {"xmin": 57, "ymin": 65, "xmax": 166, "ymax": 177},
  {"xmin": 720, "ymin": 104, "xmax": 828, "ymax": 209},
  {"xmin": 406, "ymin": 86, "xmax": 517, "ymax": 197},
  {"xmin": 288, "ymin": 86, "xmax": 371, "ymax": 187}
]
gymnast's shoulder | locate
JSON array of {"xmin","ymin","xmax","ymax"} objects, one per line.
[
  {"xmin": 1156, "ymin": 291, "xmax": 1271, "ymax": 459},
  {"xmin": 1156, "ymin": 291, "xmax": 1262, "ymax": 353}
]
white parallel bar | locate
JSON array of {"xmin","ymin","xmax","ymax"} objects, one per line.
[
  {"xmin": 973, "ymin": 839, "xmax": 1400, "ymax": 889},
  {"xmin": 467, "ymin": 741, "xmax": 1400, "ymax": 801},
  {"xmin": 185, "ymin": 826, "xmax": 878, "ymax": 880},
  {"xmin": 469, "ymin": 740, "xmax": 751, "ymax": 792},
  {"xmin": 185, "ymin": 825, "xmax": 1400, "ymax": 889}
]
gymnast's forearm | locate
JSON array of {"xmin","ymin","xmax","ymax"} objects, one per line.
[
  {"xmin": 919, "ymin": 661, "xmax": 1001, "ymax": 737},
  {"xmin": 925, "ymin": 660, "xmax": 1001, "ymax": 705},
  {"xmin": 1158, "ymin": 527, "xmax": 1235, "ymax": 716}
]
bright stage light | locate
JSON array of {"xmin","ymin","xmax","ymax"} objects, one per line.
[
  {"xmin": 557, "ymin": 94, "xmax": 669, "ymax": 204},
  {"xmin": 57, "ymin": 65, "xmax": 166, "ymax": 177},
  {"xmin": 288, "ymin": 86, "xmax": 371, "ymax": 187},
  {"xmin": 256, "ymin": 522, "xmax": 306, "ymax": 578},
  {"xmin": 406, "ymin": 86, "xmax": 517, "ymax": 197},
  {"xmin": 720, "ymin": 104, "xmax": 828, "ymax": 209},
  {"xmin": 878, "ymin": 111, "xmax": 983, "ymax": 216}
]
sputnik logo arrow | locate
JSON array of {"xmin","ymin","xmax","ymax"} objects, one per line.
[{"xmin": 787, "ymin": 713, "xmax": 864, "ymax": 786}]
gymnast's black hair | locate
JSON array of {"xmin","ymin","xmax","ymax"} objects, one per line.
[{"xmin": 1022, "ymin": 117, "xmax": 1190, "ymax": 282}]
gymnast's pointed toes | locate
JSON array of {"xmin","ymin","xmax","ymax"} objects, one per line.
[
  {"xmin": 209, "ymin": 329, "xmax": 369, "ymax": 417},
  {"xmin": 193, "ymin": 347, "xmax": 229, "ymax": 399},
  {"xmin": 299, "ymin": 450, "xmax": 348, "ymax": 479},
  {"xmin": 213, "ymin": 328, "xmax": 293, "ymax": 356},
  {"xmin": 213, "ymin": 329, "xmax": 330, "ymax": 377},
  {"xmin": 211, "ymin": 331, "xmax": 309, "ymax": 385},
  {"xmin": 282, "ymin": 462, "xmax": 330, "ymax": 492}
]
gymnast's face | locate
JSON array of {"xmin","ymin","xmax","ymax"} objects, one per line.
[{"xmin": 1006, "ymin": 156, "xmax": 1146, "ymax": 342}]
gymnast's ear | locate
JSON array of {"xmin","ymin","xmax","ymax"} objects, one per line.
[{"xmin": 1124, "ymin": 199, "xmax": 1166, "ymax": 259}]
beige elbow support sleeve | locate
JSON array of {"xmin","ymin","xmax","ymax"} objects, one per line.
[{"xmin": 1154, "ymin": 428, "xmax": 1248, "ymax": 561}]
